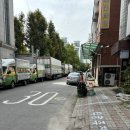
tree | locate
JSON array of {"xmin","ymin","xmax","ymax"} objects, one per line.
[
  {"xmin": 79, "ymin": 63, "xmax": 91, "ymax": 72},
  {"xmin": 47, "ymin": 21, "xmax": 58, "ymax": 57},
  {"xmin": 26, "ymin": 9, "xmax": 48, "ymax": 55},
  {"xmin": 65, "ymin": 44, "xmax": 80, "ymax": 70},
  {"xmin": 14, "ymin": 12, "xmax": 27, "ymax": 54}
]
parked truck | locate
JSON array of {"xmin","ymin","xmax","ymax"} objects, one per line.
[
  {"xmin": 0, "ymin": 58, "xmax": 30, "ymax": 88},
  {"xmin": 42, "ymin": 56, "xmax": 62, "ymax": 79},
  {"xmin": 62, "ymin": 64, "xmax": 70, "ymax": 76},
  {"xmin": 68, "ymin": 64, "xmax": 73, "ymax": 73},
  {"xmin": 16, "ymin": 54, "xmax": 45, "ymax": 82}
]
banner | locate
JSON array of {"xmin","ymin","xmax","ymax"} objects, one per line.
[{"xmin": 101, "ymin": 0, "xmax": 111, "ymax": 29}]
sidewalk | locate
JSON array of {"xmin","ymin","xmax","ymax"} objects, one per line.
[{"xmin": 69, "ymin": 86, "xmax": 130, "ymax": 130}]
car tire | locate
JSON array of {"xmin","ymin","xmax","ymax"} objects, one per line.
[{"xmin": 67, "ymin": 82, "xmax": 70, "ymax": 85}]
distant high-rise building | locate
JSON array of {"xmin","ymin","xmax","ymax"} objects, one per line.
[
  {"xmin": 73, "ymin": 41, "xmax": 80, "ymax": 58},
  {"xmin": 62, "ymin": 37, "xmax": 68, "ymax": 45},
  {"xmin": 73, "ymin": 41, "xmax": 80, "ymax": 47},
  {"xmin": 0, "ymin": 0, "xmax": 15, "ymax": 58}
]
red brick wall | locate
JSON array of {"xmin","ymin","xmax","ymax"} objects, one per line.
[{"xmin": 100, "ymin": 0, "xmax": 121, "ymax": 65}]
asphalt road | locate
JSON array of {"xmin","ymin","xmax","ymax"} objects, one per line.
[{"xmin": 0, "ymin": 77, "xmax": 77, "ymax": 130}]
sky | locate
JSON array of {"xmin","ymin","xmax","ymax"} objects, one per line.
[{"xmin": 13, "ymin": 0, "xmax": 94, "ymax": 44}]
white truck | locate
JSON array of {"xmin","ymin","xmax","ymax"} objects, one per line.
[
  {"xmin": 36, "ymin": 58, "xmax": 45, "ymax": 81},
  {"xmin": 62, "ymin": 64, "xmax": 69, "ymax": 76},
  {"xmin": 42, "ymin": 56, "xmax": 62, "ymax": 79},
  {"xmin": 16, "ymin": 55, "xmax": 45, "ymax": 82},
  {"xmin": 0, "ymin": 58, "xmax": 30, "ymax": 88},
  {"xmin": 68, "ymin": 64, "xmax": 73, "ymax": 73}
]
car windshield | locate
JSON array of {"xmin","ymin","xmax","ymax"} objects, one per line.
[{"xmin": 69, "ymin": 73, "xmax": 79, "ymax": 76}]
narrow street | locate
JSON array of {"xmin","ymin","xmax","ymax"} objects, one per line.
[
  {"xmin": 0, "ymin": 77, "xmax": 77, "ymax": 130},
  {"xmin": 0, "ymin": 78, "xmax": 130, "ymax": 130}
]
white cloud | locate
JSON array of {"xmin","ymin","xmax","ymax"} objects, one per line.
[{"xmin": 13, "ymin": 0, "xmax": 94, "ymax": 44}]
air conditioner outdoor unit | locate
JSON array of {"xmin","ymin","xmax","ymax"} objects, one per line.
[{"xmin": 104, "ymin": 73, "xmax": 115, "ymax": 86}]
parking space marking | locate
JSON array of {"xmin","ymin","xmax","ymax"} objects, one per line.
[
  {"xmin": 28, "ymin": 92, "xmax": 58, "ymax": 106},
  {"xmin": 2, "ymin": 91, "xmax": 58, "ymax": 106},
  {"xmin": 2, "ymin": 91, "xmax": 42, "ymax": 104}
]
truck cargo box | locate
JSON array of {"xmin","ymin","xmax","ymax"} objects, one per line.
[
  {"xmin": 16, "ymin": 58, "xmax": 30, "ymax": 81},
  {"xmin": 41, "ymin": 56, "xmax": 62, "ymax": 79}
]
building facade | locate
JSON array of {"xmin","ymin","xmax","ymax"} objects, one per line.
[
  {"xmin": 0, "ymin": 0, "xmax": 15, "ymax": 58},
  {"xmin": 73, "ymin": 41, "xmax": 80, "ymax": 58},
  {"xmin": 111, "ymin": 0, "xmax": 130, "ymax": 86},
  {"xmin": 91, "ymin": 0, "xmax": 121, "ymax": 86},
  {"xmin": 119, "ymin": 0, "xmax": 130, "ymax": 40}
]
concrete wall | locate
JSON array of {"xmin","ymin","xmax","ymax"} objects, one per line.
[
  {"xmin": 0, "ymin": 0, "xmax": 15, "ymax": 59},
  {"xmin": 0, "ymin": 47, "xmax": 15, "ymax": 59}
]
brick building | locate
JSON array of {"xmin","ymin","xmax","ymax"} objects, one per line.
[{"xmin": 91, "ymin": 0, "xmax": 121, "ymax": 86}]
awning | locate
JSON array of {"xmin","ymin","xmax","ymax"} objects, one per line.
[
  {"xmin": 111, "ymin": 39, "xmax": 130, "ymax": 55},
  {"xmin": 81, "ymin": 43, "xmax": 98, "ymax": 59}
]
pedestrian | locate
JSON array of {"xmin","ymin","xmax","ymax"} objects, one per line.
[{"xmin": 77, "ymin": 72, "xmax": 87, "ymax": 97}]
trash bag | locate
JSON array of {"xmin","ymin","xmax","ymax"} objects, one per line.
[{"xmin": 77, "ymin": 82, "xmax": 87, "ymax": 97}]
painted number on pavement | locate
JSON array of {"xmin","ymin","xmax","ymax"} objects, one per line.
[
  {"xmin": 91, "ymin": 112, "xmax": 108, "ymax": 130},
  {"xmin": 2, "ymin": 91, "xmax": 58, "ymax": 106}
]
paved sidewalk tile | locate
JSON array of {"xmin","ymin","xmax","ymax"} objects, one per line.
[{"xmin": 70, "ymin": 87, "xmax": 130, "ymax": 130}]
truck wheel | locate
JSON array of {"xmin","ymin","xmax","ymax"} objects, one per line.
[
  {"xmin": 34, "ymin": 78, "xmax": 37, "ymax": 83},
  {"xmin": 53, "ymin": 75, "xmax": 57, "ymax": 80},
  {"xmin": 23, "ymin": 80, "xmax": 27, "ymax": 86},
  {"xmin": 10, "ymin": 81, "xmax": 15, "ymax": 88}
]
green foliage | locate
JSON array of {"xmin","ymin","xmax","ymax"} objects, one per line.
[
  {"xmin": 26, "ymin": 9, "xmax": 47, "ymax": 55},
  {"xmin": 64, "ymin": 44, "xmax": 80, "ymax": 70},
  {"xmin": 14, "ymin": 9, "xmax": 81, "ymax": 70},
  {"xmin": 14, "ymin": 12, "xmax": 27, "ymax": 54},
  {"xmin": 121, "ymin": 68, "xmax": 130, "ymax": 94},
  {"xmin": 79, "ymin": 63, "xmax": 91, "ymax": 72},
  {"xmin": 47, "ymin": 21, "xmax": 66, "ymax": 61},
  {"xmin": 47, "ymin": 21, "xmax": 58, "ymax": 57}
]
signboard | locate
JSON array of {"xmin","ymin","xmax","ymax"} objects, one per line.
[
  {"xmin": 120, "ymin": 50, "xmax": 129, "ymax": 59},
  {"xmin": 101, "ymin": 0, "xmax": 110, "ymax": 29}
]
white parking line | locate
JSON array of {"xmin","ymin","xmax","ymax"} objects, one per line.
[
  {"xmin": 2, "ymin": 91, "xmax": 59, "ymax": 106},
  {"xmin": 28, "ymin": 92, "xmax": 58, "ymax": 106}
]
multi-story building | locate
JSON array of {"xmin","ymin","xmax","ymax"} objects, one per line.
[
  {"xmin": 111, "ymin": 0, "xmax": 130, "ymax": 84},
  {"xmin": 73, "ymin": 41, "xmax": 80, "ymax": 58},
  {"xmin": 119, "ymin": 0, "xmax": 130, "ymax": 40},
  {"xmin": 0, "ymin": 0, "xmax": 15, "ymax": 58},
  {"xmin": 91, "ymin": 0, "xmax": 121, "ymax": 86}
]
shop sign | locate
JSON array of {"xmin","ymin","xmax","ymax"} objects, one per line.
[{"xmin": 101, "ymin": 0, "xmax": 110, "ymax": 29}]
